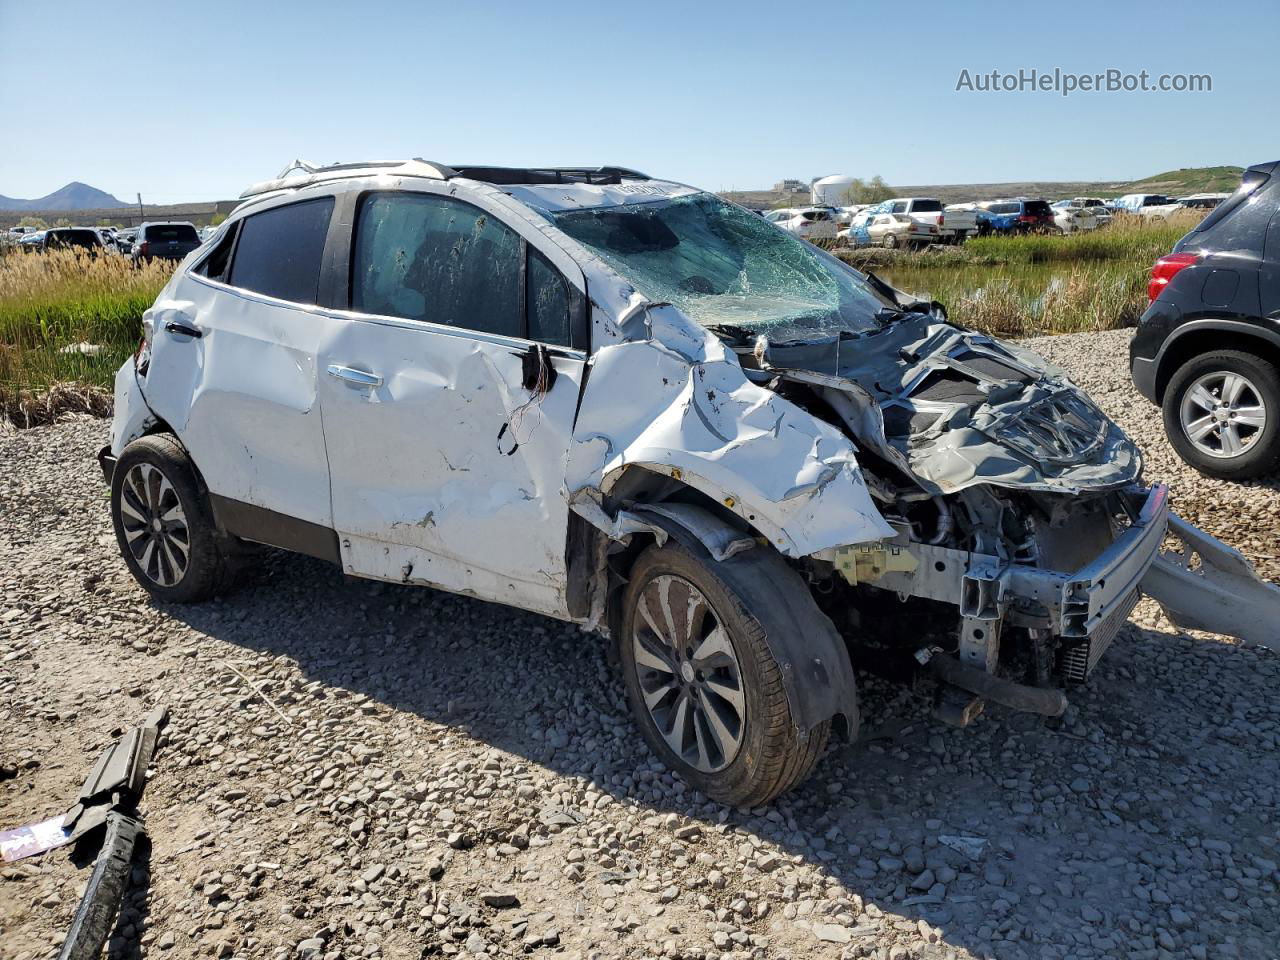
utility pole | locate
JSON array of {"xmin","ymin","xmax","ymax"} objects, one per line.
[{"xmin": 137, "ymin": 193, "xmax": 144, "ymax": 225}]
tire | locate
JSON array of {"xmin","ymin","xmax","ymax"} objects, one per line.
[
  {"xmin": 618, "ymin": 540, "xmax": 838, "ymax": 806},
  {"xmin": 1162, "ymin": 350, "xmax": 1280, "ymax": 480},
  {"xmin": 883, "ymin": 233, "xmax": 898, "ymax": 249},
  {"xmin": 110, "ymin": 434, "xmax": 233, "ymax": 602}
]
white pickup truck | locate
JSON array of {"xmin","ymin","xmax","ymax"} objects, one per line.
[
  {"xmin": 854, "ymin": 198, "xmax": 975, "ymax": 244},
  {"xmin": 940, "ymin": 204, "xmax": 978, "ymax": 243}
]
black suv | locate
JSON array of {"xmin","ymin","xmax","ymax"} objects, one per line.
[
  {"xmin": 132, "ymin": 221, "xmax": 202, "ymax": 264},
  {"xmin": 39, "ymin": 227, "xmax": 105, "ymax": 254},
  {"xmin": 1130, "ymin": 161, "xmax": 1280, "ymax": 480}
]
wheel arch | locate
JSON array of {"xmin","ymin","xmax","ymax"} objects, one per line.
[
  {"xmin": 1154, "ymin": 322, "xmax": 1280, "ymax": 402},
  {"xmin": 599, "ymin": 468, "xmax": 859, "ymax": 743}
]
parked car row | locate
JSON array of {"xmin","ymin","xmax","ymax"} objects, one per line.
[
  {"xmin": 758, "ymin": 189, "xmax": 1230, "ymax": 251},
  {"xmin": 762, "ymin": 206, "xmax": 839, "ymax": 241},
  {"xmin": 3, "ymin": 221, "xmax": 203, "ymax": 264},
  {"xmin": 1113, "ymin": 192, "xmax": 1228, "ymax": 217}
]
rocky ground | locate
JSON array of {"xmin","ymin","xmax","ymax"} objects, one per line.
[{"xmin": 1, "ymin": 329, "xmax": 1277, "ymax": 960}]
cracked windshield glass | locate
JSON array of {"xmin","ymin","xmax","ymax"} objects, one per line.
[{"xmin": 551, "ymin": 193, "xmax": 887, "ymax": 340}]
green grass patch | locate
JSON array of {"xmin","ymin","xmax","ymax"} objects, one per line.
[{"xmin": 0, "ymin": 248, "xmax": 174, "ymax": 416}]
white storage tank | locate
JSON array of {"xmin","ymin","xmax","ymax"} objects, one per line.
[{"xmin": 811, "ymin": 175, "xmax": 856, "ymax": 206}]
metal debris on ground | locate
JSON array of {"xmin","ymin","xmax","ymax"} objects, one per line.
[
  {"xmin": 0, "ymin": 706, "xmax": 168, "ymax": 960},
  {"xmin": 937, "ymin": 834, "xmax": 988, "ymax": 861}
]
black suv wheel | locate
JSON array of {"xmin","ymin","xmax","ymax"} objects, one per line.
[{"xmin": 1162, "ymin": 350, "xmax": 1280, "ymax": 480}]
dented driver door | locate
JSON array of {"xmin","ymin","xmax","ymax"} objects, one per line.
[{"xmin": 316, "ymin": 189, "xmax": 588, "ymax": 619}]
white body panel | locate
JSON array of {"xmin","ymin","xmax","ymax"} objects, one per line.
[
  {"xmin": 565, "ymin": 306, "xmax": 895, "ymax": 558},
  {"xmin": 140, "ymin": 280, "xmax": 338, "ymax": 527},
  {"xmin": 318, "ymin": 314, "xmax": 584, "ymax": 618}
]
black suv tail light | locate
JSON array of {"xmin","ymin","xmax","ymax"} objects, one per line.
[{"xmin": 1148, "ymin": 253, "xmax": 1200, "ymax": 302}]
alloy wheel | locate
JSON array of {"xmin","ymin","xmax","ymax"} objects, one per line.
[
  {"xmin": 1179, "ymin": 371, "xmax": 1268, "ymax": 458},
  {"xmin": 118, "ymin": 463, "xmax": 191, "ymax": 586},
  {"xmin": 630, "ymin": 574, "xmax": 746, "ymax": 773}
]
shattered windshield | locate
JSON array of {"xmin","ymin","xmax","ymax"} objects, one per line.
[{"xmin": 550, "ymin": 193, "xmax": 887, "ymax": 340}]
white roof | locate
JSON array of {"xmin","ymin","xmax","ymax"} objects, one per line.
[{"xmin": 502, "ymin": 179, "xmax": 700, "ymax": 215}]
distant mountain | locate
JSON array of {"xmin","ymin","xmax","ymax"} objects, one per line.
[{"xmin": 0, "ymin": 182, "xmax": 129, "ymax": 211}]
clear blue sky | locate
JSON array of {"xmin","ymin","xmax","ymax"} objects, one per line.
[{"xmin": 1, "ymin": 0, "xmax": 1274, "ymax": 202}]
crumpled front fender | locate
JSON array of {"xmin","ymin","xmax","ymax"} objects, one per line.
[{"xmin": 566, "ymin": 305, "xmax": 894, "ymax": 557}]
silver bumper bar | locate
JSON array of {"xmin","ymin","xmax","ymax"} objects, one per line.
[{"xmin": 844, "ymin": 485, "xmax": 1170, "ymax": 643}]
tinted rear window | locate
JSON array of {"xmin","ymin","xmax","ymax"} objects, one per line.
[
  {"xmin": 1024, "ymin": 201, "xmax": 1052, "ymax": 216},
  {"xmin": 229, "ymin": 198, "xmax": 334, "ymax": 305},
  {"xmin": 911, "ymin": 200, "xmax": 942, "ymax": 212},
  {"xmin": 1184, "ymin": 170, "xmax": 1271, "ymax": 239},
  {"xmin": 1178, "ymin": 171, "xmax": 1274, "ymax": 258},
  {"xmin": 47, "ymin": 229, "xmax": 101, "ymax": 248},
  {"xmin": 144, "ymin": 224, "xmax": 200, "ymax": 243}
]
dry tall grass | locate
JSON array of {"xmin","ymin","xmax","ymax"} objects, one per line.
[
  {"xmin": 835, "ymin": 213, "xmax": 1197, "ymax": 337},
  {"xmin": 0, "ymin": 248, "xmax": 173, "ymax": 422}
]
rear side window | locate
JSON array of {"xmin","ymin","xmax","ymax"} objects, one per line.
[
  {"xmin": 47, "ymin": 229, "xmax": 101, "ymax": 249},
  {"xmin": 196, "ymin": 224, "xmax": 239, "ymax": 282},
  {"xmin": 528, "ymin": 249, "xmax": 570, "ymax": 346},
  {"xmin": 145, "ymin": 224, "xmax": 199, "ymax": 243},
  {"xmin": 351, "ymin": 192, "xmax": 522, "ymax": 338},
  {"xmin": 229, "ymin": 198, "xmax": 334, "ymax": 305}
]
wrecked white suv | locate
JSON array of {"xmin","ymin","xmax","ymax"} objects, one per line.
[{"xmin": 101, "ymin": 161, "xmax": 1280, "ymax": 806}]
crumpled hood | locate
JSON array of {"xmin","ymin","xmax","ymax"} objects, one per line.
[{"xmin": 753, "ymin": 315, "xmax": 1142, "ymax": 496}]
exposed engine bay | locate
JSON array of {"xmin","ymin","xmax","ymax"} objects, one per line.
[{"xmin": 692, "ymin": 307, "xmax": 1277, "ymax": 722}]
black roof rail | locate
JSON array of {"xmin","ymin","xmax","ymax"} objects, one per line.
[{"xmin": 448, "ymin": 165, "xmax": 651, "ymax": 186}]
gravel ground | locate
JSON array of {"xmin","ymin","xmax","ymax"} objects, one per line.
[{"xmin": 1, "ymin": 329, "xmax": 1277, "ymax": 960}]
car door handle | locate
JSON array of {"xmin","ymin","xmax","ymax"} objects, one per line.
[
  {"xmin": 164, "ymin": 320, "xmax": 202, "ymax": 339},
  {"xmin": 327, "ymin": 364, "xmax": 383, "ymax": 388}
]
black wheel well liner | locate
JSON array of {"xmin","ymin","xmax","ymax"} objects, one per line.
[
  {"xmin": 596, "ymin": 467, "xmax": 858, "ymax": 742},
  {"xmin": 1155, "ymin": 326, "xmax": 1280, "ymax": 402}
]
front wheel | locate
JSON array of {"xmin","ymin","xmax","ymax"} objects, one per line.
[
  {"xmin": 1162, "ymin": 350, "xmax": 1280, "ymax": 480},
  {"xmin": 110, "ymin": 434, "xmax": 234, "ymax": 602},
  {"xmin": 618, "ymin": 540, "xmax": 836, "ymax": 806}
]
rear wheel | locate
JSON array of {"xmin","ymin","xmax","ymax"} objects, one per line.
[
  {"xmin": 618, "ymin": 540, "xmax": 836, "ymax": 806},
  {"xmin": 1162, "ymin": 350, "xmax": 1280, "ymax": 480},
  {"xmin": 883, "ymin": 233, "xmax": 898, "ymax": 249},
  {"xmin": 110, "ymin": 434, "xmax": 233, "ymax": 602}
]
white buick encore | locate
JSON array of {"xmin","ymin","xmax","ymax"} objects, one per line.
[{"xmin": 102, "ymin": 160, "xmax": 1279, "ymax": 805}]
